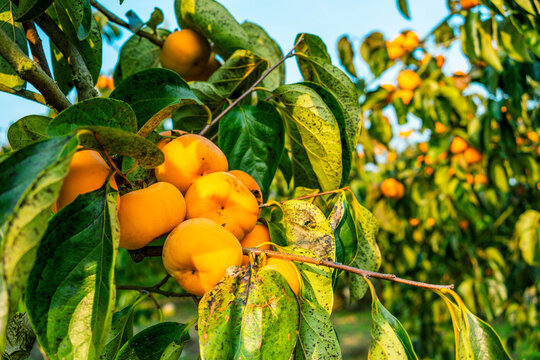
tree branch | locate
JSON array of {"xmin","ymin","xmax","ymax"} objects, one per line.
[
  {"xmin": 127, "ymin": 245, "xmax": 454, "ymax": 291},
  {"xmin": 0, "ymin": 83, "xmax": 47, "ymax": 106},
  {"xmin": 116, "ymin": 284, "xmax": 193, "ymax": 298},
  {"xmin": 198, "ymin": 36, "xmax": 305, "ymax": 136},
  {"xmin": 0, "ymin": 28, "xmax": 71, "ymax": 111},
  {"xmin": 22, "ymin": 21, "xmax": 52, "ymax": 77},
  {"xmin": 33, "ymin": 12, "xmax": 99, "ymax": 100},
  {"xmin": 89, "ymin": 0, "xmax": 164, "ymax": 47},
  {"xmin": 259, "ymin": 186, "xmax": 349, "ymax": 208}
]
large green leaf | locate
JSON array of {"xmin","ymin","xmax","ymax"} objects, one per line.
[
  {"xmin": 367, "ymin": 280, "xmax": 419, "ymax": 359},
  {"xmin": 218, "ymin": 101, "xmax": 284, "ymax": 196},
  {"xmin": 14, "ymin": 0, "xmax": 53, "ymax": 21},
  {"xmin": 174, "ymin": 0, "xmax": 250, "ymax": 58},
  {"xmin": 7, "ymin": 115, "xmax": 51, "ymax": 150},
  {"xmin": 274, "ymin": 84, "xmax": 343, "ymax": 191},
  {"xmin": 499, "ymin": 18, "xmax": 532, "ymax": 63},
  {"xmin": 26, "ymin": 187, "xmax": 118, "ymax": 360},
  {"xmin": 198, "ymin": 266, "xmax": 299, "ymax": 360},
  {"xmin": 295, "ymin": 52, "xmax": 361, "ymax": 157},
  {"xmin": 460, "ymin": 310, "xmax": 512, "ymax": 359},
  {"xmin": 0, "ymin": 135, "xmax": 79, "ymax": 352},
  {"xmin": 48, "ymin": 4, "xmax": 102, "ymax": 94},
  {"xmin": 47, "ymin": 98, "xmax": 138, "ymax": 135},
  {"xmin": 0, "ymin": 0, "xmax": 28, "ymax": 90},
  {"xmin": 327, "ymin": 192, "xmax": 359, "ymax": 269},
  {"xmin": 115, "ymin": 322, "xmax": 191, "ymax": 360},
  {"xmin": 208, "ymin": 49, "xmax": 269, "ymax": 99},
  {"xmin": 241, "ymin": 21, "xmax": 285, "ymax": 90},
  {"xmin": 114, "ymin": 29, "xmax": 170, "ymax": 85},
  {"xmin": 346, "ymin": 191, "xmax": 381, "ymax": 300},
  {"xmin": 110, "ymin": 68, "xmax": 206, "ymax": 134},
  {"xmin": 77, "ymin": 127, "xmax": 164, "ymax": 169},
  {"xmin": 300, "ymin": 81, "xmax": 352, "ymax": 186},
  {"xmin": 359, "ymin": 31, "xmax": 389, "ymax": 77}
]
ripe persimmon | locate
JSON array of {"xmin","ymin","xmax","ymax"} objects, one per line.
[
  {"xmin": 460, "ymin": 0, "xmax": 480, "ymax": 10},
  {"xmin": 53, "ymin": 150, "xmax": 117, "ymax": 213},
  {"xmin": 229, "ymin": 170, "xmax": 263, "ymax": 204},
  {"xmin": 260, "ymin": 258, "xmax": 301, "ymax": 296},
  {"xmin": 450, "ymin": 137, "xmax": 468, "ymax": 154},
  {"xmin": 162, "ymin": 218, "xmax": 242, "ymax": 296},
  {"xmin": 380, "ymin": 178, "xmax": 405, "ymax": 200},
  {"xmin": 386, "ymin": 41, "xmax": 404, "ymax": 60},
  {"xmin": 118, "ymin": 182, "xmax": 186, "ymax": 250},
  {"xmin": 185, "ymin": 172, "xmax": 259, "ymax": 240},
  {"xmin": 160, "ymin": 29, "xmax": 211, "ymax": 81},
  {"xmin": 240, "ymin": 224, "xmax": 272, "ymax": 265},
  {"xmin": 394, "ymin": 89, "xmax": 414, "ymax": 105},
  {"xmin": 397, "ymin": 70, "xmax": 421, "ymax": 90},
  {"xmin": 155, "ymin": 134, "xmax": 228, "ymax": 193},
  {"xmin": 464, "ymin": 147, "xmax": 482, "ymax": 164},
  {"xmin": 402, "ymin": 31, "xmax": 419, "ymax": 51}
]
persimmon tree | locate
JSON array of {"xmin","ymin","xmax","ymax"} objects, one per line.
[{"xmin": 0, "ymin": 0, "xmax": 532, "ymax": 359}]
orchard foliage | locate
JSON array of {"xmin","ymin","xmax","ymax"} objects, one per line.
[{"xmin": 0, "ymin": 1, "xmax": 536, "ymax": 360}]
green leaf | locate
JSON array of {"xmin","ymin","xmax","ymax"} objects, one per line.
[
  {"xmin": 7, "ymin": 115, "xmax": 51, "ymax": 150},
  {"xmin": 26, "ymin": 186, "xmax": 118, "ymax": 360},
  {"xmin": 57, "ymin": 0, "xmax": 92, "ymax": 40},
  {"xmin": 47, "ymin": 98, "xmax": 138, "ymax": 135},
  {"xmin": 114, "ymin": 29, "xmax": 170, "ymax": 85},
  {"xmin": 346, "ymin": 191, "xmax": 381, "ymax": 300},
  {"xmin": 208, "ymin": 49, "xmax": 269, "ymax": 98},
  {"xmin": 48, "ymin": 4, "xmax": 102, "ymax": 94},
  {"xmin": 294, "ymin": 53, "xmax": 361, "ymax": 159},
  {"xmin": 110, "ymin": 68, "xmax": 206, "ymax": 134},
  {"xmin": 274, "ymin": 84, "xmax": 343, "ymax": 191},
  {"xmin": 295, "ymin": 33, "xmax": 331, "ymax": 63},
  {"xmin": 0, "ymin": 0, "xmax": 28, "ymax": 90},
  {"xmin": 115, "ymin": 322, "xmax": 191, "ymax": 360},
  {"xmin": 327, "ymin": 192, "xmax": 359, "ymax": 268},
  {"xmin": 198, "ymin": 266, "xmax": 298, "ymax": 360},
  {"xmin": 461, "ymin": 12, "xmax": 481, "ymax": 62},
  {"xmin": 14, "ymin": 0, "xmax": 54, "ymax": 21},
  {"xmin": 337, "ymin": 35, "xmax": 357, "ymax": 77},
  {"xmin": 283, "ymin": 246, "xmax": 340, "ymax": 360},
  {"xmin": 478, "ymin": 23, "xmax": 503, "ymax": 72},
  {"xmin": 281, "ymin": 200, "xmax": 336, "ymax": 270},
  {"xmin": 100, "ymin": 300, "xmax": 140, "ymax": 360},
  {"xmin": 299, "ymin": 81, "xmax": 352, "ymax": 187},
  {"xmin": 125, "ymin": 10, "xmax": 144, "ymax": 33},
  {"xmin": 360, "ymin": 32, "xmax": 390, "ymax": 77},
  {"xmin": 397, "ymin": 0, "xmax": 411, "ymax": 19},
  {"xmin": 461, "ymin": 309, "xmax": 512, "ymax": 359},
  {"xmin": 499, "ymin": 18, "xmax": 532, "ymax": 63},
  {"xmin": 218, "ymin": 101, "xmax": 284, "ymax": 196},
  {"xmin": 366, "ymin": 279, "xmax": 419, "ymax": 359},
  {"xmin": 0, "ymin": 135, "xmax": 79, "ymax": 353},
  {"xmin": 515, "ymin": 210, "xmax": 540, "ymax": 267},
  {"xmin": 175, "ymin": 0, "xmax": 250, "ymax": 58},
  {"xmin": 241, "ymin": 21, "xmax": 285, "ymax": 90},
  {"xmin": 146, "ymin": 7, "xmax": 164, "ymax": 32},
  {"xmin": 77, "ymin": 127, "xmax": 164, "ymax": 168}
]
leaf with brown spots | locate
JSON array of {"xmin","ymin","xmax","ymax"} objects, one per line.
[{"xmin": 198, "ymin": 266, "xmax": 298, "ymax": 360}]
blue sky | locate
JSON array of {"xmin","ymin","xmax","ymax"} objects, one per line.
[{"xmin": 0, "ymin": 0, "xmax": 469, "ymax": 145}]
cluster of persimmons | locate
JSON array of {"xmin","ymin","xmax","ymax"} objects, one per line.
[{"xmin": 54, "ymin": 28, "xmax": 301, "ymax": 298}]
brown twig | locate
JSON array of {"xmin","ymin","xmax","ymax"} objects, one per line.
[
  {"xmin": 199, "ymin": 36, "xmax": 305, "ymax": 136},
  {"xmin": 126, "ymin": 245, "xmax": 454, "ymax": 291},
  {"xmin": 89, "ymin": 0, "xmax": 164, "ymax": 47},
  {"xmin": 33, "ymin": 11, "xmax": 99, "ymax": 100},
  {"xmin": 0, "ymin": 28, "xmax": 71, "ymax": 111},
  {"xmin": 93, "ymin": 132, "xmax": 133, "ymax": 187},
  {"xmin": 22, "ymin": 21, "xmax": 52, "ymax": 77},
  {"xmin": 0, "ymin": 83, "xmax": 47, "ymax": 106},
  {"xmin": 244, "ymin": 248, "xmax": 454, "ymax": 290},
  {"xmin": 117, "ymin": 284, "xmax": 193, "ymax": 298},
  {"xmin": 259, "ymin": 186, "xmax": 349, "ymax": 208}
]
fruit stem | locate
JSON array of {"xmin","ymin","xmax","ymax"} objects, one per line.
[
  {"xmin": 243, "ymin": 247, "xmax": 455, "ymax": 290},
  {"xmin": 198, "ymin": 35, "xmax": 305, "ymax": 136},
  {"xmin": 259, "ymin": 186, "xmax": 349, "ymax": 208},
  {"xmin": 89, "ymin": 0, "xmax": 165, "ymax": 47}
]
